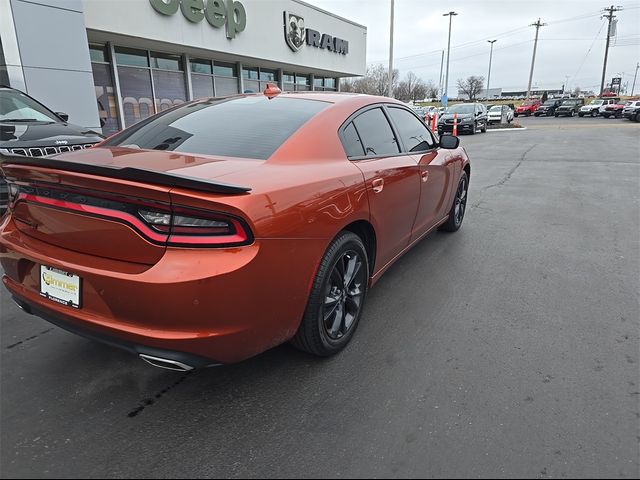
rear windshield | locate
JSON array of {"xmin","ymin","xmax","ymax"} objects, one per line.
[{"xmin": 105, "ymin": 96, "xmax": 328, "ymax": 160}]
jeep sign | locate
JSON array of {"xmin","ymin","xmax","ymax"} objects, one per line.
[{"xmin": 149, "ymin": 0, "xmax": 246, "ymax": 39}]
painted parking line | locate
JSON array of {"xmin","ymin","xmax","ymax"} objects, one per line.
[{"xmin": 523, "ymin": 123, "xmax": 639, "ymax": 129}]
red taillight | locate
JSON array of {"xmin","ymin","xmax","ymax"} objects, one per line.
[
  {"xmin": 138, "ymin": 207, "xmax": 252, "ymax": 247},
  {"xmin": 10, "ymin": 182, "xmax": 253, "ymax": 248}
]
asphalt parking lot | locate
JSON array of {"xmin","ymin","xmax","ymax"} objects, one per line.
[{"xmin": 1, "ymin": 115, "xmax": 638, "ymax": 478}]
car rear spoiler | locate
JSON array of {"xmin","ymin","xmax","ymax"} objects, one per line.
[{"xmin": 0, "ymin": 151, "xmax": 251, "ymax": 195}]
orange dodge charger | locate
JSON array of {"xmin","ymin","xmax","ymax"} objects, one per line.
[{"xmin": 0, "ymin": 91, "xmax": 470, "ymax": 371}]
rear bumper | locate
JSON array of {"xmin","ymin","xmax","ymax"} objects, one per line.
[
  {"xmin": 10, "ymin": 292, "xmax": 218, "ymax": 368},
  {"xmin": 0, "ymin": 216, "xmax": 326, "ymax": 364}
]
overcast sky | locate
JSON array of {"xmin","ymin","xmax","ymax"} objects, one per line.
[{"xmin": 311, "ymin": 0, "xmax": 640, "ymax": 94}]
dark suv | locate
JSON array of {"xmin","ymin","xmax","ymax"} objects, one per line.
[
  {"xmin": 437, "ymin": 103, "xmax": 488, "ymax": 135},
  {"xmin": 0, "ymin": 86, "xmax": 104, "ymax": 214},
  {"xmin": 534, "ymin": 99, "xmax": 563, "ymax": 116},
  {"xmin": 555, "ymin": 98, "xmax": 585, "ymax": 117}
]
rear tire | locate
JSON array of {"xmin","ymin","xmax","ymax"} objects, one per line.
[
  {"xmin": 439, "ymin": 172, "xmax": 469, "ymax": 233},
  {"xmin": 291, "ymin": 232, "xmax": 369, "ymax": 357},
  {"xmin": 591, "ymin": 109, "xmax": 599, "ymax": 117},
  {"xmin": 578, "ymin": 112, "xmax": 584, "ymax": 117}
]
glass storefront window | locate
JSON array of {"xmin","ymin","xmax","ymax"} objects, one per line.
[
  {"xmin": 191, "ymin": 59, "xmax": 213, "ymax": 75},
  {"xmin": 325, "ymin": 78, "xmax": 336, "ymax": 89},
  {"xmin": 215, "ymin": 77, "xmax": 239, "ymax": 96},
  {"xmin": 152, "ymin": 70, "xmax": 186, "ymax": 112},
  {"xmin": 115, "ymin": 47, "xmax": 149, "ymax": 67},
  {"xmin": 243, "ymin": 79, "xmax": 260, "ymax": 93},
  {"xmin": 296, "ymin": 74, "xmax": 310, "ymax": 91},
  {"xmin": 118, "ymin": 66, "xmax": 154, "ymax": 127},
  {"xmin": 214, "ymin": 62, "xmax": 236, "ymax": 78},
  {"xmin": 89, "ymin": 44, "xmax": 107, "ymax": 63},
  {"xmin": 91, "ymin": 63, "xmax": 119, "ymax": 136},
  {"xmin": 151, "ymin": 52, "xmax": 182, "ymax": 71},
  {"xmin": 192, "ymin": 74, "xmax": 214, "ymax": 99},
  {"xmin": 314, "ymin": 77, "xmax": 324, "ymax": 89},
  {"xmin": 260, "ymin": 69, "xmax": 277, "ymax": 82},
  {"xmin": 242, "ymin": 67, "xmax": 259, "ymax": 80}
]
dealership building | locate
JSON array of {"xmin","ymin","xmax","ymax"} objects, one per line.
[{"xmin": 0, "ymin": 0, "xmax": 367, "ymax": 135}]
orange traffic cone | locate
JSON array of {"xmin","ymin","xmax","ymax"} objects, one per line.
[{"xmin": 453, "ymin": 113, "xmax": 458, "ymax": 136}]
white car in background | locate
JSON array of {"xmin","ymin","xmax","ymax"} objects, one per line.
[{"xmin": 487, "ymin": 104, "xmax": 514, "ymax": 124}]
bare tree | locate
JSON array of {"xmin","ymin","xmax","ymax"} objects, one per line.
[
  {"xmin": 340, "ymin": 65, "xmax": 399, "ymax": 96},
  {"xmin": 424, "ymin": 80, "xmax": 439, "ymax": 99},
  {"xmin": 394, "ymin": 71, "xmax": 431, "ymax": 102},
  {"xmin": 457, "ymin": 76, "xmax": 485, "ymax": 100}
]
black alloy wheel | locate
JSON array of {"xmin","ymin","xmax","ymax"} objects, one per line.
[
  {"xmin": 292, "ymin": 232, "xmax": 369, "ymax": 356},
  {"xmin": 439, "ymin": 171, "xmax": 469, "ymax": 232},
  {"xmin": 322, "ymin": 250, "xmax": 366, "ymax": 340}
]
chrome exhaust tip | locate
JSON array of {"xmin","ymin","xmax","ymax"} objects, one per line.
[{"xmin": 139, "ymin": 354, "xmax": 195, "ymax": 372}]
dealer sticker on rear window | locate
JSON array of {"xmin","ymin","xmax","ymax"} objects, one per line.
[{"xmin": 39, "ymin": 266, "xmax": 81, "ymax": 309}]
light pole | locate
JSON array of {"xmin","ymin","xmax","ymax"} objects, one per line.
[
  {"xmin": 486, "ymin": 40, "xmax": 497, "ymax": 99},
  {"xmin": 388, "ymin": 0, "xmax": 395, "ymax": 97},
  {"xmin": 632, "ymin": 62, "xmax": 639, "ymax": 96},
  {"xmin": 442, "ymin": 11, "xmax": 458, "ymax": 106},
  {"xmin": 438, "ymin": 50, "xmax": 445, "ymax": 100}
]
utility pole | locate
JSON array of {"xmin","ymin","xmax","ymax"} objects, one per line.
[
  {"xmin": 526, "ymin": 18, "xmax": 546, "ymax": 99},
  {"xmin": 438, "ymin": 50, "xmax": 445, "ymax": 100},
  {"xmin": 600, "ymin": 5, "xmax": 622, "ymax": 95},
  {"xmin": 632, "ymin": 62, "xmax": 639, "ymax": 96},
  {"xmin": 486, "ymin": 40, "xmax": 497, "ymax": 99},
  {"xmin": 388, "ymin": 0, "xmax": 395, "ymax": 97},
  {"xmin": 442, "ymin": 11, "xmax": 458, "ymax": 105},
  {"xmin": 564, "ymin": 75, "xmax": 570, "ymax": 94}
]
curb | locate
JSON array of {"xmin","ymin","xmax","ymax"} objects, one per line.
[{"xmin": 487, "ymin": 127, "xmax": 528, "ymax": 132}]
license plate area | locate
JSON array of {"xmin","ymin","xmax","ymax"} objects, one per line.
[{"xmin": 39, "ymin": 265, "xmax": 81, "ymax": 309}]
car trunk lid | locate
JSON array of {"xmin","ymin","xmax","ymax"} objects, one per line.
[{"xmin": 0, "ymin": 148, "xmax": 253, "ymax": 265}]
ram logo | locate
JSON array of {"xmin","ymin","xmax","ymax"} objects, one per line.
[{"xmin": 284, "ymin": 12, "xmax": 305, "ymax": 52}]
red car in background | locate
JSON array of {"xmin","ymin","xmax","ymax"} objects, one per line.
[
  {"xmin": 0, "ymin": 91, "xmax": 470, "ymax": 371},
  {"xmin": 601, "ymin": 101, "xmax": 625, "ymax": 118},
  {"xmin": 514, "ymin": 99, "xmax": 541, "ymax": 117}
]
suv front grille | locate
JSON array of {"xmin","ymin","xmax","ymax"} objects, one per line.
[{"xmin": 6, "ymin": 144, "xmax": 96, "ymax": 157}]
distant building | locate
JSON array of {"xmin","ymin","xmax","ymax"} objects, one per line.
[
  {"xmin": 457, "ymin": 88, "xmax": 502, "ymax": 100},
  {"xmin": 500, "ymin": 88, "xmax": 563, "ymax": 98}
]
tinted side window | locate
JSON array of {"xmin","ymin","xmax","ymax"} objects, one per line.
[
  {"xmin": 342, "ymin": 122, "xmax": 364, "ymax": 157},
  {"xmin": 387, "ymin": 107, "xmax": 435, "ymax": 153},
  {"xmin": 106, "ymin": 96, "xmax": 327, "ymax": 160},
  {"xmin": 352, "ymin": 108, "xmax": 400, "ymax": 156}
]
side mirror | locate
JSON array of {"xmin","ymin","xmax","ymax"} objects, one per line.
[
  {"xmin": 56, "ymin": 112, "xmax": 69, "ymax": 122},
  {"xmin": 439, "ymin": 134, "xmax": 460, "ymax": 149}
]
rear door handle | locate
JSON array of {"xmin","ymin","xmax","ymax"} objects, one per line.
[{"xmin": 372, "ymin": 178, "xmax": 384, "ymax": 193}]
